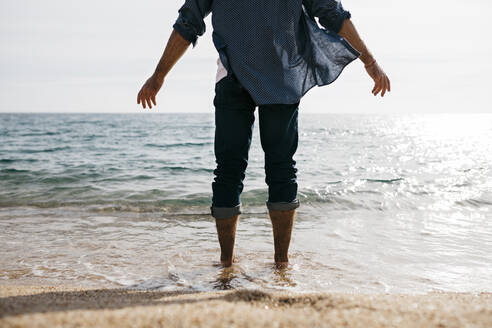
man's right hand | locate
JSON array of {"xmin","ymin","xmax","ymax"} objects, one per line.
[
  {"xmin": 364, "ymin": 61, "xmax": 391, "ymax": 97},
  {"xmin": 137, "ymin": 75, "xmax": 164, "ymax": 109},
  {"xmin": 337, "ymin": 19, "xmax": 391, "ymax": 98}
]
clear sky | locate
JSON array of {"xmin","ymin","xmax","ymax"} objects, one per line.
[{"xmin": 0, "ymin": 0, "xmax": 491, "ymax": 113}]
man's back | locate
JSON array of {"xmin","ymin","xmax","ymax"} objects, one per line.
[{"xmin": 173, "ymin": 0, "xmax": 359, "ymax": 105}]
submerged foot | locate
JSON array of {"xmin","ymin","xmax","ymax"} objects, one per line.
[
  {"xmin": 220, "ymin": 257, "xmax": 234, "ymax": 267},
  {"xmin": 216, "ymin": 214, "xmax": 240, "ymax": 268},
  {"xmin": 220, "ymin": 254, "xmax": 240, "ymax": 267},
  {"xmin": 274, "ymin": 254, "xmax": 289, "ymax": 269},
  {"xmin": 274, "ymin": 261, "xmax": 289, "ymax": 269},
  {"xmin": 269, "ymin": 208, "xmax": 296, "ymax": 268}
]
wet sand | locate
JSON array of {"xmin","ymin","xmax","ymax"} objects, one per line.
[{"xmin": 0, "ymin": 285, "xmax": 491, "ymax": 328}]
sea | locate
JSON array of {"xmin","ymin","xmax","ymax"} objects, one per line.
[{"xmin": 1, "ymin": 113, "xmax": 491, "ymax": 294}]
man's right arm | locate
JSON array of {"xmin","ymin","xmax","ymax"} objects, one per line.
[
  {"xmin": 337, "ymin": 19, "xmax": 391, "ymax": 97},
  {"xmin": 303, "ymin": 0, "xmax": 390, "ymax": 97}
]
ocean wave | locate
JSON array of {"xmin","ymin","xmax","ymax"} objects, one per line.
[
  {"xmin": 144, "ymin": 142, "xmax": 213, "ymax": 149},
  {"xmin": 365, "ymin": 178, "xmax": 404, "ymax": 184},
  {"xmin": 0, "ymin": 168, "xmax": 32, "ymax": 173},
  {"xmin": 0, "ymin": 188, "xmax": 410, "ymax": 213},
  {"xmin": 1, "ymin": 187, "xmax": 491, "ymax": 213},
  {"xmin": 19, "ymin": 146, "xmax": 72, "ymax": 154},
  {"xmin": 158, "ymin": 166, "xmax": 214, "ymax": 173},
  {"xmin": 19, "ymin": 131, "xmax": 61, "ymax": 137},
  {"xmin": 0, "ymin": 170, "xmax": 105, "ymax": 184},
  {"xmin": 2, "ymin": 113, "xmax": 492, "ymax": 218},
  {"xmin": 0, "ymin": 158, "xmax": 39, "ymax": 164},
  {"xmin": 455, "ymin": 198, "xmax": 492, "ymax": 208}
]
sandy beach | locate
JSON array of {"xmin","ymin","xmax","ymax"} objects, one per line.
[{"xmin": 0, "ymin": 285, "xmax": 490, "ymax": 328}]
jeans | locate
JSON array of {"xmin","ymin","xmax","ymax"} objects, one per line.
[{"xmin": 210, "ymin": 72, "xmax": 301, "ymax": 219}]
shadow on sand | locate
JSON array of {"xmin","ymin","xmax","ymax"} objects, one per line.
[{"xmin": 0, "ymin": 285, "xmax": 300, "ymax": 318}]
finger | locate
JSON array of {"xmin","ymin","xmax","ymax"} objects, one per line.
[
  {"xmin": 137, "ymin": 91, "xmax": 141, "ymax": 104},
  {"xmin": 375, "ymin": 76, "xmax": 385, "ymax": 96},
  {"xmin": 383, "ymin": 76, "xmax": 390, "ymax": 96},
  {"xmin": 141, "ymin": 94, "xmax": 147, "ymax": 109},
  {"xmin": 373, "ymin": 80, "xmax": 381, "ymax": 96},
  {"xmin": 387, "ymin": 76, "xmax": 391, "ymax": 92},
  {"xmin": 151, "ymin": 94, "xmax": 157, "ymax": 106},
  {"xmin": 381, "ymin": 77, "xmax": 388, "ymax": 97},
  {"xmin": 372, "ymin": 80, "xmax": 378, "ymax": 94},
  {"xmin": 146, "ymin": 97, "xmax": 153, "ymax": 109}
]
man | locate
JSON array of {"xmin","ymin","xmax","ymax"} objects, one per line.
[{"xmin": 137, "ymin": 0, "xmax": 390, "ymax": 268}]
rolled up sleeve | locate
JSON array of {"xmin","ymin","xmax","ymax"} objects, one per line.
[
  {"xmin": 302, "ymin": 0, "xmax": 351, "ymax": 33},
  {"xmin": 172, "ymin": 0, "xmax": 212, "ymax": 48}
]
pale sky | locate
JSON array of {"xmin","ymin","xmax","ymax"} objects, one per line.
[{"xmin": 0, "ymin": 0, "xmax": 491, "ymax": 113}]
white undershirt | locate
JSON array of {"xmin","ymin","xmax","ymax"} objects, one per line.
[{"xmin": 215, "ymin": 57, "xmax": 228, "ymax": 83}]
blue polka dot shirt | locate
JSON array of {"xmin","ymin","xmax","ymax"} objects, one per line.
[{"xmin": 173, "ymin": 0, "xmax": 360, "ymax": 106}]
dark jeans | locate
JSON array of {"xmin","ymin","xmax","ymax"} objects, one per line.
[{"xmin": 210, "ymin": 72, "xmax": 300, "ymax": 219}]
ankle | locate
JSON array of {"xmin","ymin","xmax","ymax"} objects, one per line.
[
  {"xmin": 274, "ymin": 254, "xmax": 288, "ymax": 263},
  {"xmin": 269, "ymin": 208, "xmax": 296, "ymax": 219},
  {"xmin": 216, "ymin": 214, "xmax": 239, "ymax": 267},
  {"xmin": 269, "ymin": 209, "xmax": 296, "ymax": 266},
  {"xmin": 220, "ymin": 257, "xmax": 233, "ymax": 267}
]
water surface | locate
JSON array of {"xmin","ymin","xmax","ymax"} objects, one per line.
[{"xmin": 1, "ymin": 113, "xmax": 491, "ymax": 293}]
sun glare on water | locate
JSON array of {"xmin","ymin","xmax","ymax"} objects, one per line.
[{"xmin": 417, "ymin": 114, "xmax": 491, "ymax": 140}]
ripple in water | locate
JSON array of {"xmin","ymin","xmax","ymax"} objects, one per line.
[{"xmin": 0, "ymin": 113, "xmax": 491, "ymax": 293}]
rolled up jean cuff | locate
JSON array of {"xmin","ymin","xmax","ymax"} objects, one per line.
[
  {"xmin": 210, "ymin": 204, "xmax": 241, "ymax": 219},
  {"xmin": 266, "ymin": 198, "xmax": 300, "ymax": 211}
]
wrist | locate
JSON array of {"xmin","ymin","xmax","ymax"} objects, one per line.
[
  {"xmin": 153, "ymin": 71, "xmax": 166, "ymax": 82},
  {"xmin": 360, "ymin": 52, "xmax": 376, "ymax": 67},
  {"xmin": 364, "ymin": 58, "xmax": 377, "ymax": 68}
]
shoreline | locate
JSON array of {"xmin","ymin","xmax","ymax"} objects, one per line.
[{"xmin": 1, "ymin": 285, "xmax": 491, "ymax": 328}]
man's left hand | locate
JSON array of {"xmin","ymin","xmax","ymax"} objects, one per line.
[{"xmin": 137, "ymin": 75, "xmax": 164, "ymax": 109}]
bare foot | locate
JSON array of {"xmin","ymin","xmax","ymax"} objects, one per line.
[
  {"xmin": 220, "ymin": 258, "xmax": 233, "ymax": 267},
  {"xmin": 275, "ymin": 261, "xmax": 289, "ymax": 269},
  {"xmin": 220, "ymin": 255, "xmax": 239, "ymax": 267},
  {"xmin": 269, "ymin": 208, "xmax": 296, "ymax": 266},
  {"xmin": 215, "ymin": 214, "xmax": 239, "ymax": 267}
]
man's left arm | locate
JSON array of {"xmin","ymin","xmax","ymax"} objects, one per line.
[
  {"xmin": 137, "ymin": 0, "xmax": 212, "ymax": 109},
  {"xmin": 137, "ymin": 29, "xmax": 192, "ymax": 109}
]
